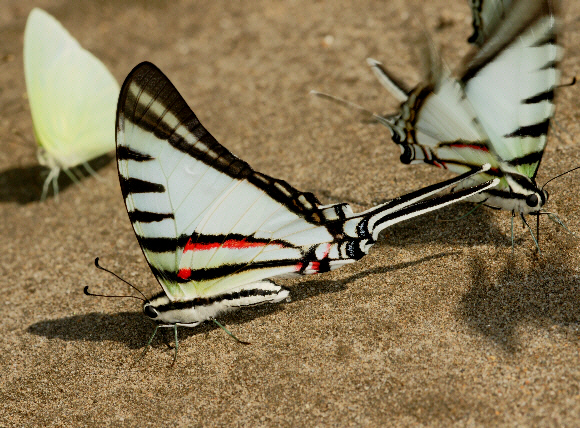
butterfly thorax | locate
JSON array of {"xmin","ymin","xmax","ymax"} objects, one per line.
[{"xmin": 472, "ymin": 173, "xmax": 548, "ymax": 214}]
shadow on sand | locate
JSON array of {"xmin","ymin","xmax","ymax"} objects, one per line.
[
  {"xmin": 27, "ymin": 252, "xmax": 456, "ymax": 349},
  {"xmin": 0, "ymin": 154, "xmax": 113, "ymax": 204},
  {"xmin": 459, "ymin": 251, "xmax": 580, "ymax": 353}
]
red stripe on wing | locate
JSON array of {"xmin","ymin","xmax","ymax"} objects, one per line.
[
  {"xmin": 183, "ymin": 237, "xmax": 276, "ymax": 253},
  {"xmin": 444, "ymin": 143, "xmax": 489, "ymax": 152}
]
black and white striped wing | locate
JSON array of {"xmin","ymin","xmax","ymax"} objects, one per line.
[
  {"xmin": 117, "ymin": 63, "xmax": 338, "ymax": 302},
  {"xmin": 461, "ymin": 0, "xmax": 560, "ymax": 182},
  {"xmin": 117, "ymin": 62, "xmax": 498, "ymax": 304},
  {"xmin": 366, "ymin": 0, "xmax": 559, "ymax": 212}
]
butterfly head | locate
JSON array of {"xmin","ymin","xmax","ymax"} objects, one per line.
[
  {"xmin": 142, "ymin": 293, "xmax": 205, "ymax": 327},
  {"xmin": 143, "ymin": 293, "xmax": 170, "ymax": 322},
  {"xmin": 525, "ymin": 189, "xmax": 548, "ymax": 212},
  {"xmin": 143, "ymin": 303, "xmax": 160, "ymax": 319}
]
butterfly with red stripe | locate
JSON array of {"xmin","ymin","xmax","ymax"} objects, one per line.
[{"xmin": 114, "ymin": 62, "xmax": 498, "ymax": 362}]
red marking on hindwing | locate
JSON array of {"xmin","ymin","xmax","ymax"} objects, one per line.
[{"xmin": 177, "ymin": 268, "xmax": 191, "ymax": 279}]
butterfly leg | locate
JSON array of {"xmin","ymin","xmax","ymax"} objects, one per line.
[
  {"xmin": 40, "ymin": 166, "xmax": 60, "ymax": 201},
  {"xmin": 166, "ymin": 324, "xmax": 179, "ymax": 367},
  {"xmin": 536, "ymin": 214, "xmax": 540, "ymax": 251},
  {"xmin": 140, "ymin": 324, "xmax": 159, "ymax": 360},
  {"xmin": 521, "ymin": 214, "xmax": 541, "ymax": 255},
  {"xmin": 62, "ymin": 167, "xmax": 82, "ymax": 185},
  {"xmin": 511, "ymin": 212, "xmax": 515, "ymax": 254},
  {"xmin": 82, "ymin": 162, "xmax": 105, "ymax": 182},
  {"xmin": 212, "ymin": 319, "xmax": 250, "ymax": 345}
]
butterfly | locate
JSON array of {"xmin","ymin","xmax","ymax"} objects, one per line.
[
  {"xmin": 24, "ymin": 8, "xmax": 119, "ymax": 200},
  {"xmin": 95, "ymin": 61, "xmax": 498, "ymax": 362},
  {"xmin": 315, "ymin": 0, "xmax": 561, "ymax": 249}
]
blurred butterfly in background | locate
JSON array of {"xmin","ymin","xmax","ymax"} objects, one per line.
[
  {"xmin": 86, "ymin": 62, "xmax": 498, "ymax": 363},
  {"xmin": 313, "ymin": 0, "xmax": 565, "ymax": 251},
  {"xmin": 24, "ymin": 8, "xmax": 119, "ymax": 200}
]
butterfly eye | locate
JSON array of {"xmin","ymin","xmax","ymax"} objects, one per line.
[
  {"xmin": 143, "ymin": 305, "xmax": 159, "ymax": 319},
  {"xmin": 526, "ymin": 194, "xmax": 539, "ymax": 207}
]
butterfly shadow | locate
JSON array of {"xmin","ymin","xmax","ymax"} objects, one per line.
[
  {"xmin": 381, "ymin": 204, "xmax": 529, "ymax": 249},
  {"xmin": 285, "ymin": 250, "xmax": 459, "ymax": 302},
  {"xmin": 27, "ymin": 252, "xmax": 456, "ymax": 349},
  {"xmin": 0, "ymin": 154, "xmax": 113, "ymax": 204},
  {"xmin": 457, "ymin": 250, "xmax": 580, "ymax": 353}
]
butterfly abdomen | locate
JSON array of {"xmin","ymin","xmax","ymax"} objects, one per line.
[{"xmin": 144, "ymin": 282, "xmax": 289, "ymax": 326}]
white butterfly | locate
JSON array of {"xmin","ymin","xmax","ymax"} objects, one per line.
[
  {"xmin": 100, "ymin": 61, "xmax": 498, "ymax": 362},
  {"xmin": 314, "ymin": 0, "xmax": 562, "ymax": 249},
  {"xmin": 24, "ymin": 8, "xmax": 119, "ymax": 200}
]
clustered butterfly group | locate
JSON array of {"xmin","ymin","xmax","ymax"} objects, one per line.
[{"xmin": 23, "ymin": 1, "xmax": 573, "ymax": 363}]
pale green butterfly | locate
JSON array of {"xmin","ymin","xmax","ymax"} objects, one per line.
[{"xmin": 24, "ymin": 8, "xmax": 119, "ymax": 200}]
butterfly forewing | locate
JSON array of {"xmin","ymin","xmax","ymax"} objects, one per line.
[
  {"xmin": 468, "ymin": 0, "xmax": 513, "ymax": 45},
  {"xmin": 117, "ymin": 63, "xmax": 359, "ymax": 302},
  {"xmin": 462, "ymin": 0, "xmax": 560, "ymax": 180}
]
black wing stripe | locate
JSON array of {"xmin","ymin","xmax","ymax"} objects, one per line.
[
  {"xmin": 540, "ymin": 60, "xmax": 558, "ymax": 71},
  {"xmin": 532, "ymin": 33, "xmax": 556, "ymax": 48},
  {"xmin": 119, "ymin": 177, "xmax": 165, "ymax": 199},
  {"xmin": 138, "ymin": 236, "xmax": 179, "ymax": 253},
  {"xmin": 117, "ymin": 145, "xmax": 153, "ymax": 162},
  {"xmin": 128, "ymin": 210, "xmax": 174, "ymax": 223},
  {"xmin": 504, "ymin": 119, "xmax": 549, "ymax": 138},
  {"xmin": 506, "ymin": 151, "xmax": 544, "ymax": 166},
  {"xmin": 166, "ymin": 260, "xmax": 303, "ymax": 283},
  {"xmin": 149, "ymin": 286, "xmax": 289, "ymax": 311},
  {"xmin": 523, "ymin": 89, "xmax": 554, "ymax": 104}
]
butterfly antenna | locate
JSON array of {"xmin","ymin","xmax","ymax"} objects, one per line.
[
  {"xmin": 83, "ymin": 285, "xmax": 146, "ymax": 302},
  {"xmin": 86, "ymin": 257, "xmax": 148, "ymax": 302},
  {"xmin": 213, "ymin": 319, "xmax": 250, "ymax": 345},
  {"xmin": 541, "ymin": 166, "xmax": 580, "ymax": 191}
]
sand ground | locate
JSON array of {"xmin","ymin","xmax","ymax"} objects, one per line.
[{"xmin": 1, "ymin": 0, "xmax": 580, "ymax": 426}]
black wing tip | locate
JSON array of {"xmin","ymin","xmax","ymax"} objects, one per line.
[{"xmin": 116, "ymin": 61, "xmax": 170, "ymax": 120}]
